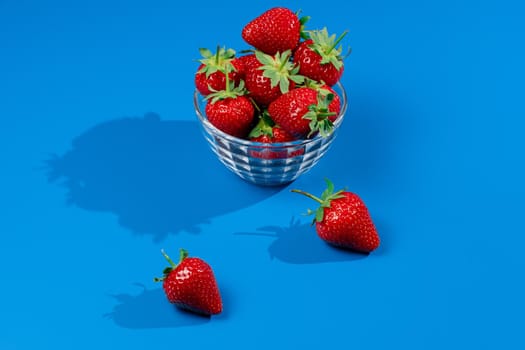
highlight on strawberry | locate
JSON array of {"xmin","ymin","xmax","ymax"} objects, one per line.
[
  {"xmin": 154, "ymin": 248, "xmax": 223, "ymax": 316},
  {"xmin": 291, "ymin": 179, "xmax": 380, "ymax": 253},
  {"xmin": 194, "ymin": 6, "xmax": 351, "ymax": 155}
]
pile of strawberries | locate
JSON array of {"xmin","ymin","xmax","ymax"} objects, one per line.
[
  {"xmin": 155, "ymin": 9, "xmax": 377, "ymax": 318},
  {"xmin": 194, "ymin": 7, "xmax": 350, "ymax": 147}
]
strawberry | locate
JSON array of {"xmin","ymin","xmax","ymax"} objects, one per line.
[
  {"xmin": 195, "ymin": 47, "xmax": 243, "ymax": 96},
  {"xmin": 293, "ymin": 28, "xmax": 349, "ymax": 86},
  {"xmin": 291, "ymin": 179, "xmax": 380, "ymax": 253},
  {"xmin": 304, "ymin": 80, "xmax": 342, "ymax": 122},
  {"xmin": 242, "ymin": 7, "xmax": 308, "ymax": 55},
  {"xmin": 154, "ymin": 248, "xmax": 223, "ymax": 315},
  {"xmin": 268, "ymin": 87, "xmax": 340, "ymax": 138},
  {"xmin": 244, "ymin": 50, "xmax": 304, "ymax": 107},
  {"xmin": 248, "ymin": 112, "xmax": 304, "ymax": 159},
  {"xmin": 205, "ymin": 67, "xmax": 255, "ymax": 138},
  {"xmin": 234, "ymin": 53, "xmax": 259, "ymax": 80}
]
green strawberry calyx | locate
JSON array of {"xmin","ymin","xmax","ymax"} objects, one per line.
[
  {"xmin": 295, "ymin": 10, "xmax": 311, "ymax": 40},
  {"xmin": 305, "ymin": 27, "xmax": 349, "ymax": 70},
  {"xmin": 205, "ymin": 63, "xmax": 247, "ymax": 104},
  {"xmin": 248, "ymin": 111, "xmax": 275, "ymax": 138},
  {"xmin": 303, "ymin": 90, "xmax": 337, "ymax": 138},
  {"xmin": 154, "ymin": 248, "xmax": 189, "ymax": 282},
  {"xmin": 255, "ymin": 50, "xmax": 305, "ymax": 94},
  {"xmin": 291, "ymin": 179, "xmax": 346, "ymax": 223},
  {"xmin": 197, "ymin": 46, "xmax": 237, "ymax": 77},
  {"xmin": 304, "ymin": 78, "xmax": 339, "ymax": 100}
]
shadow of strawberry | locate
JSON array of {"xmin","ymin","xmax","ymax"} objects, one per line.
[
  {"xmin": 235, "ymin": 217, "xmax": 369, "ymax": 264},
  {"xmin": 104, "ymin": 283, "xmax": 211, "ymax": 329},
  {"xmin": 45, "ymin": 113, "xmax": 284, "ymax": 241}
]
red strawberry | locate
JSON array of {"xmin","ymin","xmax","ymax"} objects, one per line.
[
  {"xmin": 244, "ymin": 50, "xmax": 304, "ymax": 107},
  {"xmin": 242, "ymin": 7, "xmax": 307, "ymax": 55},
  {"xmin": 206, "ymin": 96, "xmax": 254, "ymax": 138},
  {"xmin": 303, "ymin": 79, "xmax": 342, "ymax": 121},
  {"xmin": 322, "ymin": 87, "xmax": 341, "ymax": 122},
  {"xmin": 205, "ymin": 70, "xmax": 255, "ymax": 138},
  {"xmin": 195, "ymin": 47, "xmax": 243, "ymax": 96},
  {"xmin": 293, "ymin": 28, "xmax": 349, "ymax": 86},
  {"xmin": 291, "ymin": 179, "xmax": 380, "ymax": 253},
  {"xmin": 234, "ymin": 53, "xmax": 259, "ymax": 80},
  {"xmin": 268, "ymin": 87, "xmax": 339, "ymax": 138},
  {"xmin": 154, "ymin": 248, "xmax": 223, "ymax": 315},
  {"xmin": 248, "ymin": 112, "xmax": 304, "ymax": 159}
]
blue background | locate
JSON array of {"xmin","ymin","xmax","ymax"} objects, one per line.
[{"xmin": 1, "ymin": 0, "xmax": 524, "ymax": 349}]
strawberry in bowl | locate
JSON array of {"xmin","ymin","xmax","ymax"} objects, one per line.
[{"xmin": 193, "ymin": 7, "xmax": 350, "ymax": 186}]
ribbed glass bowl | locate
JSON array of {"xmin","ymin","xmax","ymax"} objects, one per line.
[{"xmin": 194, "ymin": 82, "xmax": 348, "ymax": 186}]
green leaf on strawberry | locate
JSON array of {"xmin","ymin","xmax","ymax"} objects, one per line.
[
  {"xmin": 248, "ymin": 111, "xmax": 275, "ymax": 139},
  {"xmin": 197, "ymin": 46, "xmax": 237, "ymax": 77},
  {"xmin": 305, "ymin": 27, "xmax": 348, "ymax": 70},
  {"xmin": 154, "ymin": 248, "xmax": 189, "ymax": 282},
  {"xmin": 205, "ymin": 63, "xmax": 247, "ymax": 103},
  {"xmin": 255, "ymin": 50, "xmax": 304, "ymax": 94},
  {"xmin": 298, "ymin": 11, "xmax": 311, "ymax": 40},
  {"xmin": 303, "ymin": 91, "xmax": 337, "ymax": 137},
  {"xmin": 293, "ymin": 178, "xmax": 345, "ymax": 223}
]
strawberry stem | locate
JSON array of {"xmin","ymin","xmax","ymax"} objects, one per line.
[
  {"xmin": 206, "ymin": 61, "xmax": 247, "ymax": 103},
  {"xmin": 291, "ymin": 179, "xmax": 347, "ymax": 222},
  {"xmin": 214, "ymin": 45, "xmax": 220, "ymax": 64},
  {"xmin": 327, "ymin": 30, "xmax": 348, "ymax": 55},
  {"xmin": 317, "ymin": 111, "xmax": 336, "ymax": 118},
  {"xmin": 161, "ymin": 249, "xmax": 177, "ymax": 268},
  {"xmin": 224, "ymin": 62, "xmax": 231, "ymax": 93},
  {"xmin": 179, "ymin": 248, "xmax": 189, "ymax": 263},
  {"xmin": 279, "ymin": 51, "xmax": 291, "ymax": 71},
  {"xmin": 290, "ymin": 189, "xmax": 323, "ymax": 204},
  {"xmin": 154, "ymin": 248, "xmax": 189, "ymax": 282}
]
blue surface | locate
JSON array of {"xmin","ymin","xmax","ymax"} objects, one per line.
[{"xmin": 1, "ymin": 0, "xmax": 524, "ymax": 349}]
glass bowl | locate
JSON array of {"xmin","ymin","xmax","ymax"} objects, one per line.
[{"xmin": 193, "ymin": 82, "xmax": 348, "ymax": 186}]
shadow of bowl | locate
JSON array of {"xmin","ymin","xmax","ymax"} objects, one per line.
[{"xmin": 46, "ymin": 113, "xmax": 284, "ymax": 241}]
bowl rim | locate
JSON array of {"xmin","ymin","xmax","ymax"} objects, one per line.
[{"xmin": 193, "ymin": 81, "xmax": 348, "ymax": 148}]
